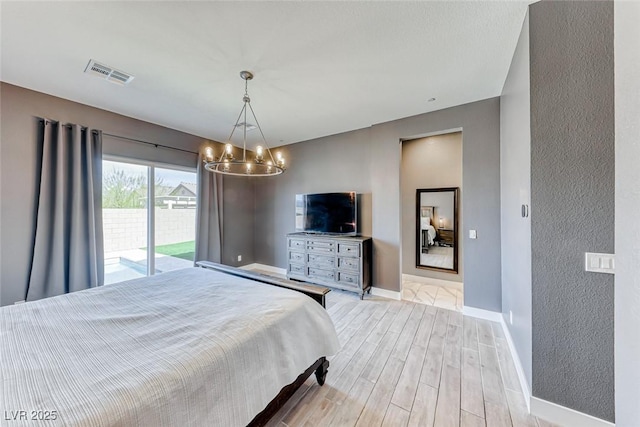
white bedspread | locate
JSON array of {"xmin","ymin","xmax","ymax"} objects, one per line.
[
  {"xmin": 1, "ymin": 268, "xmax": 340, "ymax": 426},
  {"xmin": 421, "ymin": 224, "xmax": 436, "ymax": 245}
]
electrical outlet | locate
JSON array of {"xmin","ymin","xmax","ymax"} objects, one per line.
[
  {"xmin": 237, "ymin": 255, "xmax": 242, "ymax": 262},
  {"xmin": 469, "ymin": 230, "xmax": 477, "ymax": 239}
]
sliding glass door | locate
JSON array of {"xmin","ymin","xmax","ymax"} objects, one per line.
[
  {"xmin": 154, "ymin": 167, "xmax": 197, "ymax": 272},
  {"xmin": 102, "ymin": 159, "xmax": 197, "ymax": 284}
]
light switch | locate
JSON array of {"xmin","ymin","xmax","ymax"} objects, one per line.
[
  {"xmin": 585, "ymin": 252, "xmax": 615, "ymax": 274},
  {"xmin": 469, "ymin": 230, "xmax": 477, "ymax": 239}
]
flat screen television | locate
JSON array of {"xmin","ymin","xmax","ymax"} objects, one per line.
[{"xmin": 295, "ymin": 192, "xmax": 357, "ymax": 235}]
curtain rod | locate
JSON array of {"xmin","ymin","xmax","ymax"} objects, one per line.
[
  {"xmin": 38, "ymin": 119, "xmax": 200, "ymax": 156},
  {"xmin": 99, "ymin": 132, "xmax": 199, "ymax": 156}
]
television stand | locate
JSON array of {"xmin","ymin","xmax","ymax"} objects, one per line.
[{"xmin": 286, "ymin": 232, "xmax": 372, "ymax": 299}]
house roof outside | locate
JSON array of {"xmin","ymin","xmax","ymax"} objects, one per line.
[
  {"xmin": 169, "ymin": 182, "xmax": 196, "ymax": 198},
  {"xmin": 155, "ymin": 182, "xmax": 197, "ymax": 209}
]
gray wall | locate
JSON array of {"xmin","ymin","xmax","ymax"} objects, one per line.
[
  {"xmin": 255, "ymin": 98, "xmax": 501, "ymax": 312},
  {"xmin": 530, "ymin": 1, "xmax": 614, "ymax": 422},
  {"xmin": 614, "ymin": 1, "xmax": 640, "ymax": 424},
  {"xmin": 370, "ymin": 98, "xmax": 501, "ymax": 310},
  {"xmin": 500, "ymin": 13, "xmax": 532, "ymax": 390},
  {"xmin": 401, "ymin": 132, "xmax": 463, "ymax": 282},
  {"xmin": 222, "ymin": 177, "xmax": 255, "ymax": 267},
  {"xmin": 253, "ymin": 127, "xmax": 373, "ymax": 268},
  {"xmin": 0, "ymin": 83, "xmax": 255, "ymax": 305}
]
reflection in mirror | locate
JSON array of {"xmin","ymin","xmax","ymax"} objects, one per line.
[{"xmin": 416, "ymin": 187, "xmax": 459, "ymax": 273}]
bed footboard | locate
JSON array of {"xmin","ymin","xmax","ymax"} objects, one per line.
[
  {"xmin": 196, "ymin": 261, "xmax": 331, "ymax": 307},
  {"xmin": 248, "ymin": 357, "xmax": 329, "ymax": 427}
]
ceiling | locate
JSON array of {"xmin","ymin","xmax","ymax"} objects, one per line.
[{"xmin": 1, "ymin": 1, "xmax": 529, "ymax": 147}]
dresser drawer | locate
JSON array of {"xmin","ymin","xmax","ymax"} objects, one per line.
[
  {"xmin": 338, "ymin": 257, "xmax": 359, "ymax": 271},
  {"xmin": 337, "ymin": 243, "xmax": 360, "ymax": 256},
  {"xmin": 307, "ymin": 253, "xmax": 335, "ymax": 268},
  {"xmin": 306, "ymin": 239, "xmax": 334, "ymax": 247},
  {"xmin": 306, "ymin": 242, "xmax": 336, "ymax": 254},
  {"xmin": 308, "ymin": 267, "xmax": 335, "ymax": 281},
  {"xmin": 289, "ymin": 239, "xmax": 305, "ymax": 250},
  {"xmin": 338, "ymin": 272, "xmax": 360, "ymax": 288},
  {"xmin": 288, "ymin": 263, "xmax": 305, "ymax": 275},
  {"xmin": 288, "ymin": 251, "xmax": 305, "ymax": 263}
]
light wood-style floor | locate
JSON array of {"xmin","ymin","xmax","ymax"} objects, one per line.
[{"xmin": 265, "ymin": 290, "xmax": 558, "ymax": 427}]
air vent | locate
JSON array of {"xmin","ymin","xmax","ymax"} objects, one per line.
[{"xmin": 84, "ymin": 59, "xmax": 134, "ymax": 85}]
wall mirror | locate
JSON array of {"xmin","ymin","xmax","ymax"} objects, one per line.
[{"xmin": 416, "ymin": 187, "xmax": 459, "ymax": 273}]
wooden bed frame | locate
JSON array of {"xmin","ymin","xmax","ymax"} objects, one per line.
[{"xmin": 195, "ymin": 261, "xmax": 332, "ymax": 426}]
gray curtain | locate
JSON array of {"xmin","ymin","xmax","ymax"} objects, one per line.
[
  {"xmin": 26, "ymin": 120, "xmax": 104, "ymax": 301},
  {"xmin": 195, "ymin": 153, "xmax": 224, "ymax": 263}
]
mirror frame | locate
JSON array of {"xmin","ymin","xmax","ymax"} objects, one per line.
[{"xmin": 415, "ymin": 187, "xmax": 459, "ymax": 273}]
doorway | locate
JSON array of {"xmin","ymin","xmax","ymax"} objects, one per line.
[{"xmin": 400, "ymin": 131, "xmax": 463, "ymax": 311}]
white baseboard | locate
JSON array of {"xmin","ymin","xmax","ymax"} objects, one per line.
[
  {"xmin": 402, "ymin": 273, "xmax": 463, "ymax": 291},
  {"xmin": 370, "ymin": 287, "xmax": 402, "ymax": 301},
  {"xmin": 463, "ymin": 306, "xmax": 531, "ymax": 412},
  {"xmin": 462, "ymin": 305, "xmax": 503, "ymax": 322},
  {"xmin": 240, "ymin": 263, "xmax": 286, "ymax": 275},
  {"xmin": 531, "ymin": 397, "xmax": 615, "ymax": 427},
  {"xmin": 499, "ymin": 317, "xmax": 531, "ymax": 411}
]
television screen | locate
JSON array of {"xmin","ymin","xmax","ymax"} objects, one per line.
[{"xmin": 295, "ymin": 192, "xmax": 357, "ymax": 234}]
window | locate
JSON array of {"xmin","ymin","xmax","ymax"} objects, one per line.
[{"xmin": 102, "ymin": 159, "xmax": 197, "ymax": 284}]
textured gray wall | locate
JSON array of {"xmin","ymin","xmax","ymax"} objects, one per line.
[
  {"xmin": 614, "ymin": 1, "xmax": 640, "ymax": 423},
  {"xmin": 0, "ymin": 83, "xmax": 255, "ymax": 305},
  {"xmin": 401, "ymin": 133, "xmax": 463, "ymax": 282},
  {"xmin": 500, "ymin": 13, "xmax": 532, "ymax": 389},
  {"xmin": 255, "ymin": 98, "xmax": 501, "ymax": 312},
  {"xmin": 530, "ymin": 1, "xmax": 614, "ymax": 422}
]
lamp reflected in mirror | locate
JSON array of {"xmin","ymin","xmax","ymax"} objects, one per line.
[{"xmin": 416, "ymin": 187, "xmax": 459, "ymax": 273}]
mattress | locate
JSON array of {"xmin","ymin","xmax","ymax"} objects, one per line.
[{"xmin": 1, "ymin": 267, "xmax": 340, "ymax": 426}]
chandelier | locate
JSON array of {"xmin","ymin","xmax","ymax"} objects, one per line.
[{"xmin": 204, "ymin": 71, "xmax": 286, "ymax": 176}]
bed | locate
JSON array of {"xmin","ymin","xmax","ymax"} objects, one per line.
[
  {"xmin": 1, "ymin": 267, "xmax": 340, "ymax": 426},
  {"xmin": 420, "ymin": 216, "xmax": 436, "ymax": 253}
]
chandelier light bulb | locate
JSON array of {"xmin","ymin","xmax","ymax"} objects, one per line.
[
  {"xmin": 255, "ymin": 145, "xmax": 264, "ymax": 162},
  {"xmin": 225, "ymin": 143, "xmax": 234, "ymax": 159},
  {"xmin": 205, "ymin": 147, "xmax": 214, "ymax": 162}
]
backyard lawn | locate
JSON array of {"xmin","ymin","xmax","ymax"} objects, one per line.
[{"xmin": 152, "ymin": 241, "xmax": 195, "ymax": 261}]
